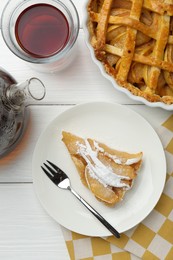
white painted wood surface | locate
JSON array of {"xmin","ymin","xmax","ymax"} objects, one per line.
[{"xmin": 0, "ymin": 1, "xmax": 172, "ymax": 260}]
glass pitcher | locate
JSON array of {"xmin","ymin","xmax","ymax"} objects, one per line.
[{"xmin": 0, "ymin": 67, "xmax": 46, "ymax": 157}]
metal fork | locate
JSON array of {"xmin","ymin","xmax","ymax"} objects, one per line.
[{"xmin": 41, "ymin": 160, "xmax": 120, "ymax": 239}]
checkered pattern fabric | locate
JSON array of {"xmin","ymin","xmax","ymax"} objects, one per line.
[{"xmin": 61, "ymin": 114, "xmax": 173, "ymax": 260}]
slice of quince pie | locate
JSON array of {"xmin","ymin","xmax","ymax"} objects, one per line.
[{"xmin": 62, "ymin": 131, "xmax": 143, "ymax": 206}]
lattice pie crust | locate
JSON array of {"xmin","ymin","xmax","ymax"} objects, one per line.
[{"xmin": 88, "ymin": 0, "xmax": 173, "ymax": 105}]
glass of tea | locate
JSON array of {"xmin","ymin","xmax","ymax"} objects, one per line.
[{"xmin": 1, "ymin": 0, "xmax": 79, "ymax": 72}]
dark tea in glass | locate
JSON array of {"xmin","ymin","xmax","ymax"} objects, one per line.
[
  {"xmin": 1, "ymin": 0, "xmax": 79, "ymax": 72},
  {"xmin": 15, "ymin": 4, "xmax": 70, "ymax": 58}
]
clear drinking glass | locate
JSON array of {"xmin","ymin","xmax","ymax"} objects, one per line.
[{"xmin": 1, "ymin": 0, "xmax": 79, "ymax": 72}]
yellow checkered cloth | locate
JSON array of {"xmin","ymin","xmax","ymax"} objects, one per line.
[{"xmin": 61, "ymin": 114, "xmax": 173, "ymax": 260}]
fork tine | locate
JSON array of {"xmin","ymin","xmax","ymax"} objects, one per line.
[
  {"xmin": 46, "ymin": 160, "xmax": 67, "ymax": 178},
  {"xmin": 41, "ymin": 166, "xmax": 54, "ymax": 180},
  {"xmin": 46, "ymin": 160, "xmax": 60, "ymax": 171},
  {"xmin": 43, "ymin": 163, "xmax": 56, "ymax": 176}
]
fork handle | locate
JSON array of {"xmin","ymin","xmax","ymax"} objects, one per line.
[{"xmin": 70, "ymin": 188, "xmax": 120, "ymax": 239}]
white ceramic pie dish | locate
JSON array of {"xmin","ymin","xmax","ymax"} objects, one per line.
[{"xmin": 82, "ymin": 1, "xmax": 173, "ymax": 111}]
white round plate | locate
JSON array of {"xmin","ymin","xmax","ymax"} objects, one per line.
[{"xmin": 32, "ymin": 102, "xmax": 166, "ymax": 236}]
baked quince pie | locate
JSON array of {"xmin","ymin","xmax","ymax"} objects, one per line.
[
  {"xmin": 87, "ymin": 0, "xmax": 173, "ymax": 105},
  {"xmin": 62, "ymin": 131, "xmax": 143, "ymax": 206}
]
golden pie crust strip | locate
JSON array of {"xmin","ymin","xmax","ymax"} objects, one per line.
[
  {"xmin": 122, "ymin": 0, "xmax": 173, "ymax": 15},
  {"xmin": 144, "ymin": 12, "xmax": 170, "ymax": 94},
  {"xmin": 105, "ymin": 44, "xmax": 173, "ymax": 73},
  {"xmin": 116, "ymin": 0, "xmax": 144, "ymax": 82},
  {"xmin": 95, "ymin": 0, "xmax": 113, "ymax": 51},
  {"xmin": 90, "ymin": 12, "xmax": 173, "ymax": 45},
  {"xmin": 90, "ymin": 12, "xmax": 157, "ymax": 40}
]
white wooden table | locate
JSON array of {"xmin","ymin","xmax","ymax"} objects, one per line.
[{"xmin": 0, "ymin": 1, "xmax": 172, "ymax": 259}]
